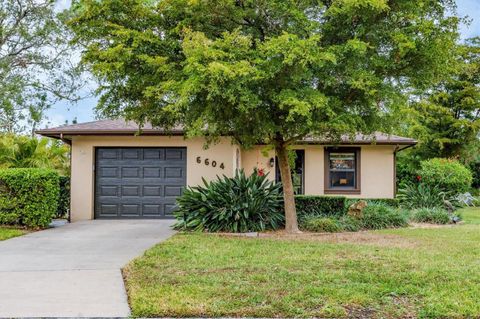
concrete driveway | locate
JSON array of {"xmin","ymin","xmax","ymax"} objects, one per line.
[{"xmin": 0, "ymin": 220, "xmax": 175, "ymax": 318}]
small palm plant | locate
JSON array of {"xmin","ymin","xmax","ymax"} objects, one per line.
[{"xmin": 0, "ymin": 134, "xmax": 69, "ymax": 174}]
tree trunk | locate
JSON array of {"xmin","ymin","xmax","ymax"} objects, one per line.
[{"xmin": 275, "ymin": 143, "xmax": 300, "ymax": 233}]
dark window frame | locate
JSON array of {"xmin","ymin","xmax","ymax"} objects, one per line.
[{"xmin": 324, "ymin": 147, "xmax": 361, "ymax": 195}]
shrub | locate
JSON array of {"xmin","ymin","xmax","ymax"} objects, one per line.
[
  {"xmin": 412, "ymin": 208, "xmax": 451, "ymax": 224},
  {"xmin": 300, "ymin": 217, "xmax": 342, "ymax": 233},
  {"xmin": 0, "ymin": 168, "xmax": 60, "ymax": 228},
  {"xmin": 397, "ymin": 183, "xmax": 452, "ymax": 209},
  {"xmin": 419, "ymin": 158, "xmax": 473, "ymax": 194},
  {"xmin": 338, "ymin": 215, "xmax": 362, "ymax": 232},
  {"xmin": 295, "ymin": 195, "xmax": 346, "ymax": 218},
  {"xmin": 57, "ymin": 176, "xmax": 70, "ymax": 219},
  {"xmin": 470, "ymin": 161, "xmax": 480, "ymax": 189},
  {"xmin": 173, "ymin": 170, "xmax": 284, "ymax": 232},
  {"xmin": 360, "ymin": 204, "xmax": 409, "ymax": 230},
  {"xmin": 346, "ymin": 198, "xmax": 399, "ymax": 208}
]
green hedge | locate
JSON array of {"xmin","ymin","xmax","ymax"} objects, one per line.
[
  {"xmin": 0, "ymin": 168, "xmax": 60, "ymax": 228},
  {"xmin": 295, "ymin": 195, "xmax": 346, "ymax": 217},
  {"xmin": 57, "ymin": 176, "xmax": 70, "ymax": 219},
  {"xmin": 419, "ymin": 158, "xmax": 472, "ymax": 194},
  {"xmin": 346, "ymin": 198, "xmax": 400, "ymax": 208},
  {"xmin": 295, "ymin": 196, "xmax": 399, "ymax": 218}
]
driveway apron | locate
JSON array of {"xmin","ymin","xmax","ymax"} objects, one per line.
[{"xmin": 0, "ymin": 220, "xmax": 175, "ymax": 318}]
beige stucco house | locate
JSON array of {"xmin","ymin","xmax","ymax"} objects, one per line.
[{"xmin": 37, "ymin": 119, "xmax": 416, "ymax": 221}]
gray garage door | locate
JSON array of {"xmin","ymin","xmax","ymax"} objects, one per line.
[{"xmin": 95, "ymin": 147, "xmax": 186, "ymax": 219}]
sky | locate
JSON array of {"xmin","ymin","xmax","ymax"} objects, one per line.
[{"xmin": 42, "ymin": 0, "xmax": 480, "ymax": 128}]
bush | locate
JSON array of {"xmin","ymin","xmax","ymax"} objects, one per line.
[
  {"xmin": 470, "ymin": 161, "xmax": 480, "ymax": 189},
  {"xmin": 301, "ymin": 217, "xmax": 342, "ymax": 233},
  {"xmin": 419, "ymin": 158, "xmax": 473, "ymax": 194},
  {"xmin": 346, "ymin": 198, "xmax": 399, "ymax": 208},
  {"xmin": 412, "ymin": 208, "xmax": 451, "ymax": 224},
  {"xmin": 295, "ymin": 195, "xmax": 346, "ymax": 218},
  {"xmin": 0, "ymin": 168, "xmax": 60, "ymax": 228},
  {"xmin": 57, "ymin": 176, "xmax": 70, "ymax": 219},
  {"xmin": 173, "ymin": 170, "xmax": 284, "ymax": 232},
  {"xmin": 397, "ymin": 183, "xmax": 452, "ymax": 209},
  {"xmin": 360, "ymin": 204, "xmax": 409, "ymax": 230},
  {"xmin": 337, "ymin": 215, "xmax": 362, "ymax": 232}
]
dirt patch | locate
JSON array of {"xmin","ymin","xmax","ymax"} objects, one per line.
[
  {"xmin": 409, "ymin": 222, "xmax": 460, "ymax": 229},
  {"xmin": 255, "ymin": 230, "xmax": 420, "ymax": 248}
]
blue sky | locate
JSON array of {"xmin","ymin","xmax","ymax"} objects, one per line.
[{"xmin": 43, "ymin": 0, "xmax": 480, "ymax": 128}]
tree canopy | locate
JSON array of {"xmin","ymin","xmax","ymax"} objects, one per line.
[
  {"xmin": 70, "ymin": 0, "xmax": 461, "ymax": 232},
  {"xmin": 0, "ymin": 0, "xmax": 83, "ymax": 135},
  {"xmin": 407, "ymin": 37, "xmax": 480, "ymax": 161}
]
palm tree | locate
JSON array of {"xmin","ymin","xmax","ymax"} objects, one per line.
[{"xmin": 0, "ymin": 134, "xmax": 69, "ymax": 175}]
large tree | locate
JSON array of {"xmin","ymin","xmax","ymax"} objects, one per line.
[
  {"xmin": 70, "ymin": 0, "xmax": 459, "ymax": 232},
  {"xmin": 406, "ymin": 37, "xmax": 480, "ymax": 162},
  {"xmin": 0, "ymin": 0, "xmax": 83, "ymax": 135}
]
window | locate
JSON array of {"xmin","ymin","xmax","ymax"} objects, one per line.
[{"xmin": 324, "ymin": 148, "xmax": 360, "ymax": 194}]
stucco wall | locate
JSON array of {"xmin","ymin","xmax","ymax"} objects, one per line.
[
  {"xmin": 70, "ymin": 135, "xmax": 396, "ymax": 221},
  {"xmin": 241, "ymin": 145, "xmax": 395, "ymax": 199},
  {"xmin": 241, "ymin": 146, "xmax": 275, "ymax": 180},
  {"xmin": 299, "ymin": 145, "xmax": 395, "ymax": 198},
  {"xmin": 70, "ymin": 135, "xmax": 236, "ymax": 221}
]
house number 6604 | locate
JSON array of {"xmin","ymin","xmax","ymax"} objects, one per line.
[{"xmin": 196, "ymin": 156, "xmax": 225, "ymax": 169}]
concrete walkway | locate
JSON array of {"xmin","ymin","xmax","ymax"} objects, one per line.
[{"xmin": 0, "ymin": 220, "xmax": 175, "ymax": 318}]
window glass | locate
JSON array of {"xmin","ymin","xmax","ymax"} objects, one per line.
[{"xmin": 329, "ymin": 151, "xmax": 356, "ymax": 189}]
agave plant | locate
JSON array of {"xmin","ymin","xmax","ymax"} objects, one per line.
[{"xmin": 173, "ymin": 169, "xmax": 284, "ymax": 232}]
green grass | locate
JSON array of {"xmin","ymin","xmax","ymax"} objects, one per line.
[
  {"xmin": 124, "ymin": 207, "xmax": 480, "ymax": 318},
  {"xmin": 0, "ymin": 227, "xmax": 26, "ymax": 241}
]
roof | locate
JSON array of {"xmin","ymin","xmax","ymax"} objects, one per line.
[{"xmin": 36, "ymin": 119, "xmax": 416, "ymax": 145}]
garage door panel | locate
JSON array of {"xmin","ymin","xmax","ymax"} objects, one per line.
[
  {"xmin": 99, "ymin": 204, "xmax": 119, "ymax": 216},
  {"xmin": 99, "ymin": 167, "xmax": 120, "ymax": 178},
  {"xmin": 164, "ymin": 167, "xmax": 183, "ymax": 178},
  {"xmin": 99, "ymin": 185, "xmax": 119, "ymax": 197},
  {"xmin": 164, "ymin": 186, "xmax": 183, "ymax": 197},
  {"xmin": 143, "ymin": 186, "xmax": 162, "ymax": 196},
  {"xmin": 98, "ymin": 149, "xmax": 119, "ymax": 159},
  {"xmin": 95, "ymin": 147, "xmax": 186, "ymax": 219},
  {"xmin": 144, "ymin": 149, "xmax": 164, "ymax": 160},
  {"xmin": 122, "ymin": 149, "xmax": 142, "ymax": 159},
  {"xmin": 121, "ymin": 185, "xmax": 140, "ymax": 196},
  {"xmin": 165, "ymin": 149, "xmax": 184, "ymax": 160},
  {"xmin": 143, "ymin": 167, "xmax": 162, "ymax": 178}
]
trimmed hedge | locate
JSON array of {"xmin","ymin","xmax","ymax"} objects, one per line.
[
  {"xmin": 295, "ymin": 195, "xmax": 346, "ymax": 217},
  {"xmin": 346, "ymin": 198, "xmax": 400, "ymax": 208},
  {"xmin": 295, "ymin": 196, "xmax": 399, "ymax": 218},
  {"xmin": 0, "ymin": 168, "xmax": 60, "ymax": 228}
]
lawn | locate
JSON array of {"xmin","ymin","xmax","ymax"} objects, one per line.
[
  {"xmin": 0, "ymin": 227, "xmax": 26, "ymax": 241},
  {"xmin": 124, "ymin": 207, "xmax": 480, "ymax": 318}
]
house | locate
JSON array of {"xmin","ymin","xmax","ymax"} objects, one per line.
[{"xmin": 37, "ymin": 119, "xmax": 416, "ymax": 221}]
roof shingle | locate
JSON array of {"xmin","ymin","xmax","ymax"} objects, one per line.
[{"xmin": 36, "ymin": 119, "xmax": 416, "ymax": 145}]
